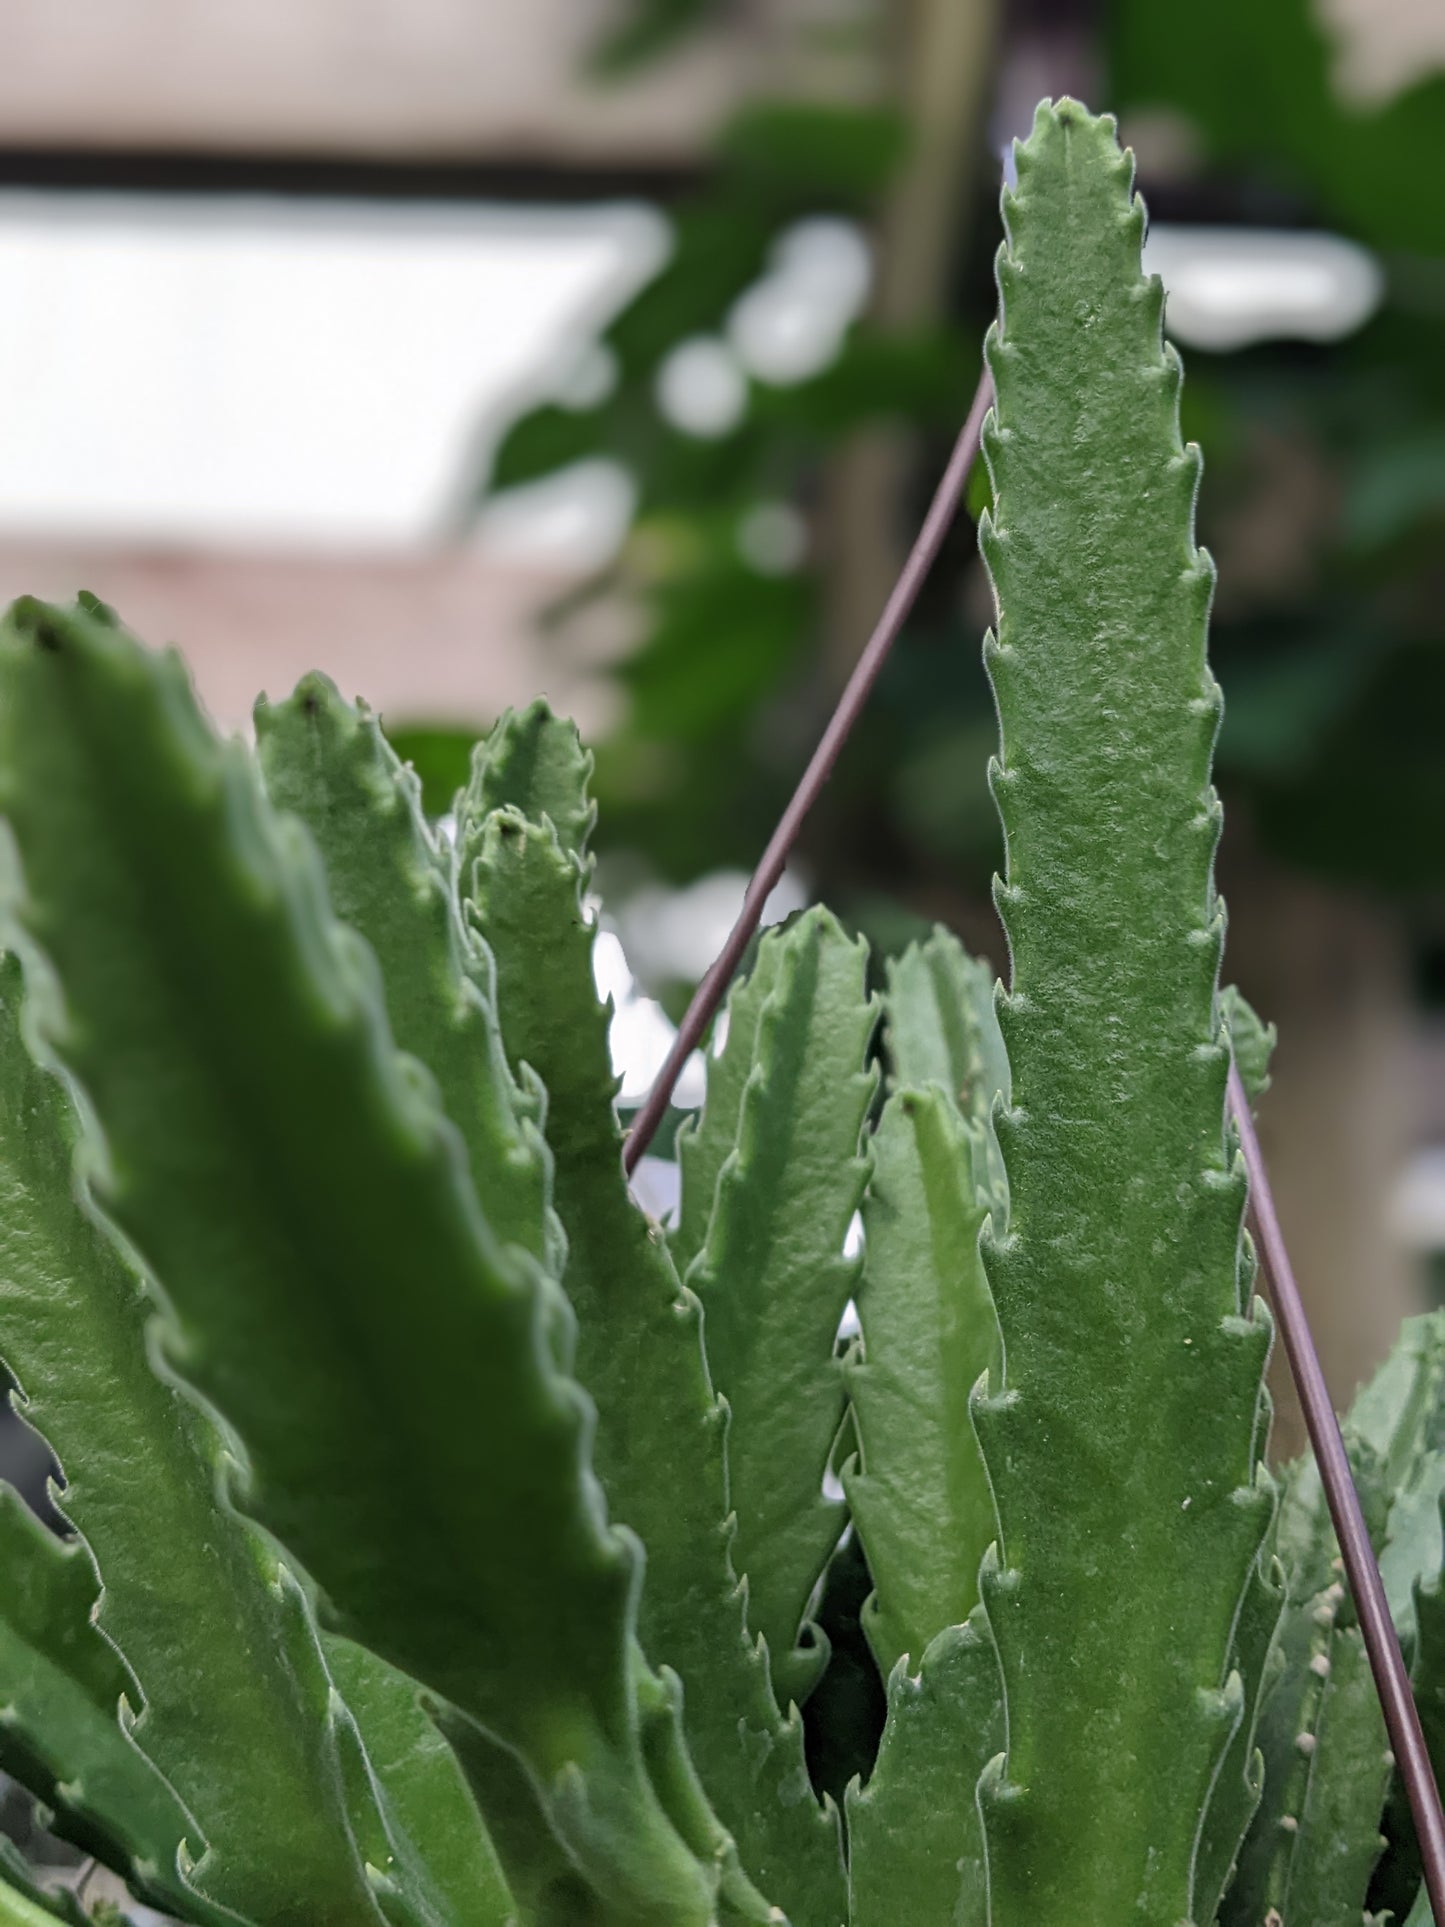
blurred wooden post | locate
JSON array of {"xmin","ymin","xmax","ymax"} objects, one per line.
[{"xmin": 820, "ymin": 0, "xmax": 999, "ymax": 685}]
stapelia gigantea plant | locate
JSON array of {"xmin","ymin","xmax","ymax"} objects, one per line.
[{"xmin": 0, "ymin": 98, "xmax": 1443, "ymax": 1927}]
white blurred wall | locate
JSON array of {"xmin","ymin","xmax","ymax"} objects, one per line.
[
  {"xmin": 0, "ymin": 0, "xmax": 871, "ymax": 723},
  {"xmin": 0, "ymin": 0, "xmax": 833, "ymax": 160},
  {"xmin": 0, "ymin": 541, "xmax": 623, "ymax": 736}
]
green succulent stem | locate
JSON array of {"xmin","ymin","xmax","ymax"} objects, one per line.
[
  {"xmin": 972, "ymin": 99, "xmax": 1271, "ymax": 1922},
  {"xmin": 0, "ymin": 1874, "xmax": 65, "ymax": 1927},
  {"xmin": 464, "ymin": 760, "xmax": 845, "ymax": 1925}
]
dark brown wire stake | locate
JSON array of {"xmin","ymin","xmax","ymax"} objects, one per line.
[
  {"xmin": 622, "ymin": 371, "xmax": 1445, "ymax": 1913},
  {"xmin": 1229, "ymin": 1063, "xmax": 1445, "ymax": 1920},
  {"xmin": 622, "ymin": 366, "xmax": 995, "ymax": 1175}
]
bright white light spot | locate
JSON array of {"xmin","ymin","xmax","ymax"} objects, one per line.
[
  {"xmin": 478, "ymin": 458, "xmax": 636, "ymax": 570},
  {"xmin": 843, "ymin": 1212, "xmax": 865, "ymax": 1261},
  {"xmin": 591, "ymin": 926, "xmax": 635, "ymax": 1008},
  {"xmin": 737, "ymin": 501, "xmax": 808, "ymax": 576},
  {"xmin": 730, "ymin": 290, "xmax": 832, "ymax": 383},
  {"xmin": 630, "ymin": 1155, "xmax": 682, "ymax": 1227},
  {"xmin": 609, "ymin": 995, "xmax": 686, "ymax": 1106},
  {"xmin": 1143, "ymin": 225, "xmax": 1382, "ymax": 352},
  {"xmin": 1391, "ymin": 1147, "xmax": 1445, "ymax": 1251},
  {"xmin": 592, "ymin": 924, "xmax": 705, "ymax": 1110},
  {"xmin": 553, "ymin": 341, "xmax": 619, "ymax": 411},
  {"xmin": 729, "ymin": 217, "xmax": 872, "ymax": 386},
  {"xmin": 1317, "ymin": 0, "xmax": 1445, "ymax": 108},
  {"xmin": 602, "ymin": 875, "xmax": 811, "ymax": 1114},
  {"xmin": 614, "ymin": 867, "xmax": 809, "ymax": 988},
  {"xmin": 654, "ymin": 335, "xmax": 749, "ymax": 440}
]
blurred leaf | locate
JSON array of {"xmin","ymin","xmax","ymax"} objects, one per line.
[
  {"xmin": 965, "ymin": 454, "xmax": 993, "ymax": 523},
  {"xmin": 720, "ymin": 102, "xmax": 911, "ymax": 200},
  {"xmin": 567, "ymin": 104, "xmax": 907, "ymax": 389},
  {"xmin": 590, "ymin": 728, "xmax": 783, "ymax": 879},
  {"xmin": 891, "ymin": 719, "xmax": 1003, "ymax": 871},
  {"xmin": 1177, "ymin": 369, "xmax": 1250, "ymax": 472},
  {"xmin": 381, "ymin": 725, "xmax": 482, "ymax": 817},
  {"xmin": 491, "ymin": 328, "xmax": 969, "ymax": 521},
  {"xmin": 610, "ymin": 208, "xmax": 779, "ymax": 375},
  {"xmin": 629, "ymin": 423, "xmax": 774, "ymax": 519},
  {"xmin": 1252, "ymin": 639, "xmax": 1445, "ymax": 891},
  {"xmin": 592, "ymin": 0, "xmax": 723, "ymax": 75},
  {"xmin": 617, "ymin": 1098, "xmax": 695, "ymax": 1159},
  {"xmin": 489, "ymin": 406, "xmax": 613, "ymax": 493},
  {"xmin": 1346, "ymin": 431, "xmax": 1445, "ymax": 550},
  {"xmin": 621, "ymin": 556, "xmax": 813, "ymax": 739},
  {"xmin": 1111, "ymin": 0, "xmax": 1445, "ymax": 254},
  {"xmin": 751, "ymin": 328, "xmax": 974, "ymax": 437},
  {"xmin": 1215, "ymin": 631, "xmax": 1377, "ymax": 776}
]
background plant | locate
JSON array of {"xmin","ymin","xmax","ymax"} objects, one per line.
[{"xmin": 459, "ymin": 0, "xmax": 1445, "ymax": 915}]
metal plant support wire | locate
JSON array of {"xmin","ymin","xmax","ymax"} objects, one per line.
[
  {"xmin": 1229, "ymin": 1063, "xmax": 1445, "ymax": 1918},
  {"xmin": 622, "ymin": 367, "xmax": 1445, "ymax": 1915}
]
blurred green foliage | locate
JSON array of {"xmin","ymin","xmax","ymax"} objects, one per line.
[
  {"xmin": 1112, "ymin": 0, "xmax": 1445, "ymax": 899},
  {"xmin": 384, "ymin": 724, "xmax": 476, "ymax": 817},
  {"xmin": 1111, "ymin": 0, "xmax": 1445, "ymax": 256},
  {"xmin": 591, "ymin": 0, "xmax": 719, "ymax": 76},
  {"xmin": 458, "ymin": 1, "xmax": 1444, "ymax": 923}
]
